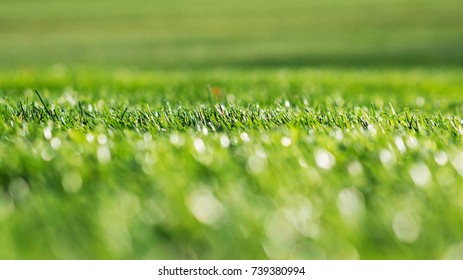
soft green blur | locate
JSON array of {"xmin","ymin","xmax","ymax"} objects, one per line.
[
  {"xmin": 1, "ymin": 0, "xmax": 463, "ymax": 260},
  {"xmin": 1, "ymin": 68, "xmax": 463, "ymax": 259},
  {"xmin": 1, "ymin": 0, "xmax": 462, "ymax": 68}
]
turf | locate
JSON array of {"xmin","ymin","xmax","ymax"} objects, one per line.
[
  {"xmin": 1, "ymin": 68, "xmax": 463, "ymax": 259},
  {"xmin": 2, "ymin": 0, "xmax": 463, "ymax": 260},
  {"xmin": 1, "ymin": 0, "xmax": 463, "ymax": 68}
]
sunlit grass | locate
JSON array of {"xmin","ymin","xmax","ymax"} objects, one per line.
[{"xmin": 1, "ymin": 68, "xmax": 463, "ymax": 259}]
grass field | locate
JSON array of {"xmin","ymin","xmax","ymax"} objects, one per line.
[
  {"xmin": 2, "ymin": 68, "xmax": 463, "ymax": 259},
  {"xmin": 2, "ymin": 0, "xmax": 463, "ymax": 68},
  {"xmin": 1, "ymin": 0, "xmax": 463, "ymax": 260}
]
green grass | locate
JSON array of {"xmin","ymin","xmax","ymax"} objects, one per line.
[
  {"xmin": 1, "ymin": 0, "xmax": 463, "ymax": 68},
  {"xmin": 1, "ymin": 0, "xmax": 463, "ymax": 260},
  {"xmin": 1, "ymin": 68, "xmax": 463, "ymax": 259}
]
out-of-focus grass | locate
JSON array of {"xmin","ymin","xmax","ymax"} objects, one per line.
[
  {"xmin": 1, "ymin": 68, "xmax": 463, "ymax": 259},
  {"xmin": 1, "ymin": 0, "xmax": 463, "ymax": 68},
  {"xmin": 2, "ymin": 0, "xmax": 463, "ymax": 260}
]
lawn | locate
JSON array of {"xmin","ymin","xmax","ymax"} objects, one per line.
[
  {"xmin": 1, "ymin": 0, "xmax": 463, "ymax": 68},
  {"xmin": 1, "ymin": 0, "xmax": 463, "ymax": 260}
]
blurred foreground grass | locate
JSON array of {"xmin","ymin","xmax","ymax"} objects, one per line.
[{"xmin": 1, "ymin": 68, "xmax": 463, "ymax": 259}]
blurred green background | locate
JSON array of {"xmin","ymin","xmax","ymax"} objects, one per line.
[{"xmin": 1, "ymin": 0, "xmax": 463, "ymax": 68}]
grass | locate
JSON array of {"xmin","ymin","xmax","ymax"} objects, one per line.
[
  {"xmin": 1, "ymin": 0, "xmax": 463, "ymax": 68},
  {"xmin": 1, "ymin": 0, "xmax": 463, "ymax": 260},
  {"xmin": 1, "ymin": 68, "xmax": 463, "ymax": 259}
]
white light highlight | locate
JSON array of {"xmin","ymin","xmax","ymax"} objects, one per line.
[
  {"xmin": 187, "ymin": 189, "xmax": 225, "ymax": 225},
  {"xmin": 409, "ymin": 162, "xmax": 431, "ymax": 188},
  {"xmin": 193, "ymin": 138, "xmax": 206, "ymax": 153},
  {"xmin": 314, "ymin": 149, "xmax": 335, "ymax": 170},
  {"xmin": 97, "ymin": 146, "xmax": 111, "ymax": 164},
  {"xmin": 392, "ymin": 211, "xmax": 421, "ymax": 243}
]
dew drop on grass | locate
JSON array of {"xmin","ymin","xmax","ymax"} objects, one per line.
[
  {"xmin": 260, "ymin": 133, "xmax": 271, "ymax": 144},
  {"xmin": 86, "ymin": 133, "xmax": 95, "ymax": 143},
  {"xmin": 136, "ymin": 140, "xmax": 146, "ymax": 150},
  {"xmin": 367, "ymin": 124, "xmax": 377, "ymax": 136},
  {"xmin": 170, "ymin": 133, "xmax": 185, "ymax": 147},
  {"xmin": 240, "ymin": 132, "xmax": 250, "ymax": 142},
  {"xmin": 347, "ymin": 161, "xmax": 363, "ymax": 176},
  {"xmin": 50, "ymin": 138, "xmax": 61, "ymax": 150},
  {"xmin": 314, "ymin": 149, "xmax": 335, "ymax": 170},
  {"xmin": 62, "ymin": 171, "xmax": 83, "ymax": 193},
  {"xmin": 394, "ymin": 136, "xmax": 407, "ymax": 154},
  {"xmin": 41, "ymin": 148, "xmax": 54, "ymax": 161},
  {"xmin": 193, "ymin": 138, "xmax": 206, "ymax": 153},
  {"xmin": 247, "ymin": 155, "xmax": 267, "ymax": 175},
  {"xmin": 43, "ymin": 127, "xmax": 52, "ymax": 140},
  {"xmin": 409, "ymin": 162, "xmax": 431, "ymax": 188},
  {"xmin": 97, "ymin": 134, "xmax": 107, "ymax": 145},
  {"xmin": 434, "ymin": 151, "xmax": 448, "ymax": 166},
  {"xmin": 283, "ymin": 195, "xmax": 320, "ymax": 238},
  {"xmin": 187, "ymin": 189, "xmax": 224, "ymax": 225},
  {"xmin": 379, "ymin": 149, "xmax": 394, "ymax": 166},
  {"xmin": 337, "ymin": 188, "xmax": 365, "ymax": 221},
  {"xmin": 65, "ymin": 92, "xmax": 77, "ymax": 106},
  {"xmin": 144, "ymin": 153, "xmax": 155, "ymax": 165},
  {"xmin": 230, "ymin": 136, "xmax": 239, "ymax": 146},
  {"xmin": 283, "ymin": 197, "xmax": 313, "ymax": 223},
  {"xmin": 143, "ymin": 132, "xmax": 152, "ymax": 142},
  {"xmin": 281, "ymin": 137, "xmax": 291, "ymax": 147},
  {"xmin": 406, "ymin": 136, "xmax": 419, "ymax": 149},
  {"xmin": 97, "ymin": 146, "xmax": 111, "ymax": 164},
  {"xmin": 392, "ymin": 211, "xmax": 421, "ymax": 243},
  {"xmin": 220, "ymin": 135, "xmax": 230, "ymax": 148},
  {"xmin": 333, "ymin": 129, "xmax": 343, "ymax": 141},
  {"xmin": 255, "ymin": 147, "xmax": 267, "ymax": 159}
]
